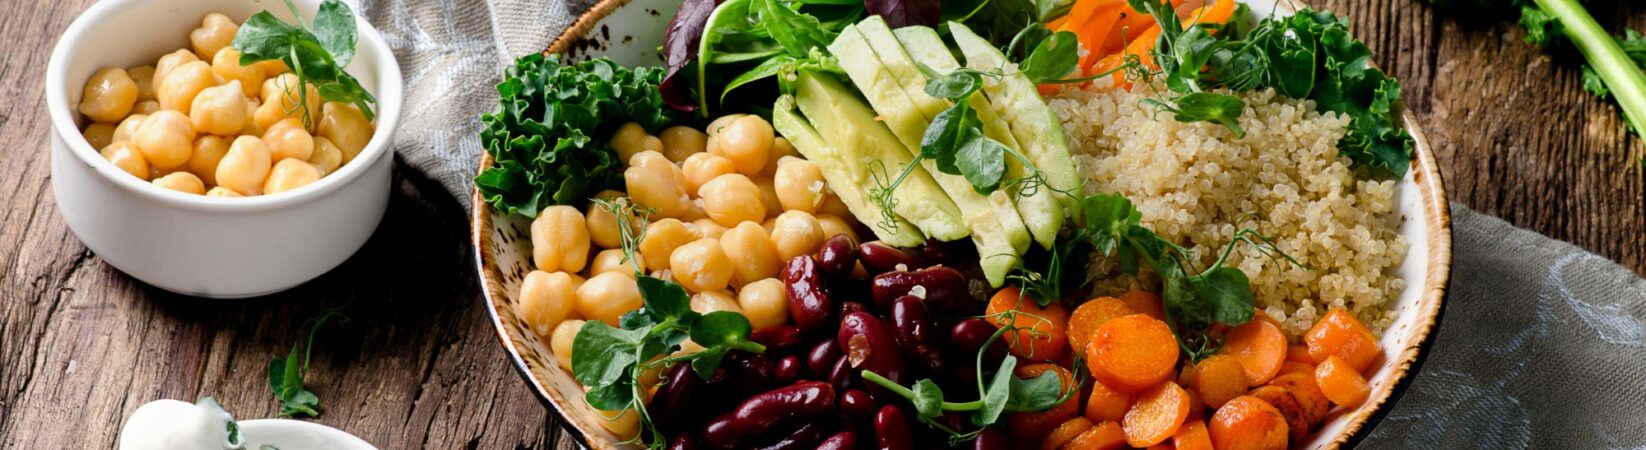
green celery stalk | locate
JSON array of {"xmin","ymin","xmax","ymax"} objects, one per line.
[{"xmin": 1532, "ymin": 0, "xmax": 1646, "ymax": 138}]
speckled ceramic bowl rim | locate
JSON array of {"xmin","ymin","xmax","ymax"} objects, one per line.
[{"xmin": 472, "ymin": 0, "xmax": 1454, "ymax": 447}]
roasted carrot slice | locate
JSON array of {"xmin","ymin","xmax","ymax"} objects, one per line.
[
  {"xmin": 1218, "ymin": 318, "xmax": 1286, "ymax": 387},
  {"xmin": 1087, "ymin": 314, "xmax": 1180, "ymax": 391},
  {"xmin": 1278, "ymin": 361, "xmax": 1315, "ymax": 377},
  {"xmin": 1285, "ymin": 344, "xmax": 1317, "ymax": 364},
  {"xmin": 1315, "ymin": 355, "xmax": 1371, "ymax": 408},
  {"xmin": 1086, "ymin": 378, "xmax": 1136, "ymax": 423},
  {"xmin": 1010, "ymin": 364, "xmax": 1082, "ymax": 438},
  {"xmin": 1043, "ymin": 417, "xmax": 1096, "ymax": 450},
  {"xmin": 1145, "ymin": 444, "xmax": 1174, "ymax": 450},
  {"xmin": 1208, "ymin": 396, "xmax": 1289, "ymax": 450},
  {"xmin": 1073, "ymin": 1, "xmax": 1127, "ymax": 71},
  {"xmin": 1250, "ymin": 385, "xmax": 1312, "ymax": 442},
  {"xmin": 1267, "ymin": 372, "xmax": 1329, "ymax": 425},
  {"xmin": 1172, "ymin": 420, "xmax": 1213, "ymax": 450},
  {"xmin": 1061, "ymin": 420, "xmax": 1129, "ymax": 450},
  {"xmin": 1069, "ymin": 296, "xmax": 1136, "ymax": 352},
  {"xmin": 1118, "ymin": 290, "xmax": 1166, "ymax": 321},
  {"xmin": 1304, "ymin": 308, "xmax": 1383, "ymax": 373},
  {"xmin": 1187, "ymin": 354, "xmax": 1248, "ymax": 409},
  {"xmin": 1123, "ymin": 382, "xmax": 1192, "ymax": 447},
  {"xmin": 1101, "ymin": 0, "xmax": 1187, "ymax": 55},
  {"xmin": 987, "ymin": 287, "xmax": 1071, "ymax": 362},
  {"xmin": 1180, "ymin": 0, "xmax": 1236, "ymax": 28}
]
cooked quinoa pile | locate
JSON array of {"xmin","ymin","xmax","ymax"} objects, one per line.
[{"xmin": 1049, "ymin": 85, "xmax": 1408, "ymax": 336}]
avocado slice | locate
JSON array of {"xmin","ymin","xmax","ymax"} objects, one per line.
[
  {"xmin": 853, "ymin": 17, "xmax": 950, "ymax": 121},
  {"xmin": 791, "ymin": 70, "xmax": 970, "ymax": 242},
  {"xmin": 772, "ymin": 96, "xmax": 926, "ymax": 247},
  {"xmin": 948, "ymin": 23, "xmax": 1083, "ymax": 217},
  {"xmin": 895, "ymin": 26, "xmax": 1064, "ymax": 251}
]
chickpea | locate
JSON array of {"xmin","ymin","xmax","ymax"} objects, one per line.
[
  {"xmin": 255, "ymin": 60, "xmax": 290, "ymax": 76},
  {"xmin": 531, "ymin": 205, "xmax": 591, "ymax": 273},
  {"xmin": 679, "ymin": 198, "xmax": 709, "ymax": 222},
  {"xmin": 691, "ymin": 218, "xmax": 727, "ymax": 240},
  {"xmin": 819, "ymin": 193, "xmax": 852, "ymax": 218},
  {"xmin": 737, "ymin": 278, "xmax": 789, "ymax": 329},
  {"xmin": 659, "ymin": 126, "xmax": 708, "ymax": 162},
  {"xmin": 753, "ymin": 176, "xmax": 781, "ymax": 219},
  {"xmin": 132, "ymin": 101, "xmax": 162, "ymax": 115},
  {"xmin": 211, "ymin": 47, "xmax": 264, "ymax": 98},
  {"xmin": 641, "ymin": 135, "xmax": 664, "ymax": 154},
  {"xmin": 80, "ymin": 68, "xmax": 139, "ymax": 123},
  {"xmin": 670, "ymin": 238, "xmax": 733, "ymax": 292},
  {"xmin": 308, "ymin": 136, "xmax": 343, "ymax": 176},
  {"xmin": 576, "ymin": 272, "xmax": 643, "ymax": 326},
  {"xmin": 718, "ymin": 115, "xmax": 774, "ymax": 175},
  {"xmin": 625, "ymin": 151, "xmax": 691, "ymax": 218},
  {"xmin": 241, "ymin": 99, "xmax": 264, "ymax": 136},
  {"xmin": 594, "ymin": 407, "xmax": 640, "ymax": 439},
  {"xmin": 770, "ymin": 137, "xmax": 798, "ymax": 165},
  {"xmin": 188, "ymin": 135, "xmax": 231, "ymax": 185},
  {"xmin": 704, "ymin": 136, "xmax": 721, "ymax": 157},
  {"xmin": 816, "ymin": 214, "xmax": 859, "ymax": 244},
  {"xmin": 550, "ymin": 319, "xmax": 585, "ymax": 371},
  {"xmin": 608, "ymin": 122, "xmax": 649, "ymax": 163},
  {"xmin": 263, "ymin": 118, "xmax": 315, "ymax": 162},
  {"xmin": 697, "ymin": 173, "xmax": 766, "ymax": 227},
  {"xmin": 584, "ymin": 190, "xmax": 629, "ymax": 249},
  {"xmin": 134, "ymin": 110, "xmax": 196, "ymax": 170},
  {"xmin": 205, "ymin": 186, "xmax": 243, "ymax": 197},
  {"xmin": 189, "ymin": 81, "xmax": 248, "ymax": 136},
  {"xmin": 112, "ymin": 114, "xmax": 147, "ymax": 143},
  {"xmin": 774, "ymin": 158, "xmax": 826, "ymax": 213},
  {"xmin": 719, "ymin": 221, "xmax": 782, "ymax": 287},
  {"xmin": 706, "ymin": 114, "xmax": 744, "ymax": 138},
  {"xmin": 263, "ymin": 158, "xmax": 321, "ymax": 195},
  {"xmin": 317, "ymin": 102, "xmax": 373, "ymax": 162},
  {"xmin": 82, "ymin": 123, "xmax": 116, "ymax": 150},
  {"xmin": 189, "ymin": 13, "xmax": 239, "ymax": 60},
  {"xmin": 260, "ymin": 74, "xmax": 321, "ymax": 128},
  {"xmin": 216, "ymin": 136, "xmax": 272, "ymax": 195},
  {"xmin": 101, "ymin": 142, "xmax": 151, "ymax": 181},
  {"xmin": 691, "ymin": 290, "xmax": 741, "ymax": 315},
  {"xmin": 638, "ymin": 218, "xmax": 694, "ymax": 272},
  {"xmin": 518, "ymin": 270, "xmax": 582, "ymax": 337},
  {"xmin": 127, "ymin": 65, "xmax": 157, "ymax": 101},
  {"xmin": 589, "ymin": 249, "xmax": 644, "ymax": 278},
  {"xmin": 252, "ymin": 100, "xmax": 287, "ymax": 133},
  {"xmin": 681, "ymin": 152, "xmax": 735, "ymax": 194},
  {"xmin": 157, "ymin": 61, "xmax": 216, "ymax": 115},
  {"xmin": 770, "ymin": 210, "xmax": 825, "ymax": 261},
  {"xmin": 761, "ymin": 217, "xmax": 776, "ymax": 234},
  {"xmin": 153, "ymin": 49, "xmax": 200, "ymax": 94},
  {"xmin": 152, "ymin": 172, "xmax": 206, "ymax": 194}
]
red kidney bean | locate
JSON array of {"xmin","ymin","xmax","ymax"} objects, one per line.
[
  {"xmin": 916, "ymin": 238, "xmax": 974, "ymax": 267},
  {"xmin": 816, "ymin": 234, "xmax": 858, "ymax": 276},
  {"xmin": 649, "ymin": 362, "xmax": 712, "ymax": 433},
  {"xmin": 838, "ymin": 388, "xmax": 876, "ymax": 418},
  {"xmin": 969, "ymin": 427, "xmax": 1007, "ymax": 450},
  {"xmin": 948, "ymin": 318, "xmax": 1007, "ymax": 364},
  {"xmin": 783, "ymin": 256, "xmax": 834, "ymax": 333},
  {"xmin": 871, "ymin": 266, "xmax": 969, "ymax": 313},
  {"xmin": 827, "ymin": 355, "xmax": 856, "ymax": 390},
  {"xmin": 701, "ymin": 414, "xmax": 741, "ymax": 450},
  {"xmin": 836, "ymin": 311, "xmax": 906, "ymax": 384},
  {"xmin": 840, "ymin": 301, "xmax": 871, "ymax": 316},
  {"xmin": 774, "ymin": 356, "xmax": 804, "ymax": 384},
  {"xmin": 668, "ymin": 433, "xmax": 697, "ymax": 450},
  {"xmin": 750, "ymin": 421, "xmax": 831, "ymax": 450},
  {"xmin": 815, "ymin": 431, "xmax": 858, "ymax": 450},
  {"xmin": 892, "ymin": 296, "xmax": 947, "ymax": 375},
  {"xmin": 725, "ymin": 351, "xmax": 777, "ymax": 396},
  {"xmin": 730, "ymin": 381, "xmax": 836, "ymax": 435},
  {"xmin": 807, "ymin": 340, "xmax": 841, "ymax": 377},
  {"xmin": 874, "ymin": 404, "xmax": 913, "ymax": 450},
  {"xmin": 750, "ymin": 326, "xmax": 805, "ymax": 355},
  {"xmin": 858, "ymin": 241, "xmax": 920, "ymax": 273}
]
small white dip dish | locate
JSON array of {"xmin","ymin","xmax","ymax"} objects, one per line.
[
  {"xmin": 44, "ymin": 0, "xmax": 404, "ymax": 298},
  {"xmin": 239, "ymin": 419, "xmax": 379, "ymax": 450}
]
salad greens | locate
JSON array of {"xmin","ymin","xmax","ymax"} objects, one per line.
[
  {"xmin": 268, "ymin": 309, "xmax": 347, "ymax": 418},
  {"xmin": 1123, "ymin": 0, "xmax": 1415, "ymax": 178},
  {"xmin": 475, "ymin": 55, "xmax": 674, "ymax": 217},
  {"xmin": 232, "ymin": 0, "xmax": 377, "ymax": 128},
  {"xmin": 662, "ymin": 0, "xmax": 863, "ymax": 116}
]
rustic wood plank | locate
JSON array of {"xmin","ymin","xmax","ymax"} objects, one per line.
[{"xmin": 2, "ymin": 0, "xmax": 1646, "ymax": 448}]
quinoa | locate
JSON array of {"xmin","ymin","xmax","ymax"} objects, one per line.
[{"xmin": 1048, "ymin": 85, "xmax": 1408, "ymax": 337}]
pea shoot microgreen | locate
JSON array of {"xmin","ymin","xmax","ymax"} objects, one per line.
[
  {"xmin": 591, "ymin": 197, "xmax": 656, "ymax": 275},
  {"xmin": 231, "ymin": 0, "xmax": 377, "ymax": 129},
  {"xmin": 268, "ymin": 308, "xmax": 347, "ymax": 418}
]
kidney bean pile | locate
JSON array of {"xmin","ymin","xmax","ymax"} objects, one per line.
[{"xmin": 647, "ymin": 235, "xmax": 1018, "ymax": 450}]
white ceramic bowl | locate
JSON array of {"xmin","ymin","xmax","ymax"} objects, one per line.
[
  {"xmin": 474, "ymin": 1, "xmax": 1452, "ymax": 448},
  {"xmin": 45, "ymin": 0, "xmax": 403, "ymax": 298},
  {"xmin": 239, "ymin": 419, "xmax": 379, "ymax": 450}
]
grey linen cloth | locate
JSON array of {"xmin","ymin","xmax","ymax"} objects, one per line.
[{"xmin": 355, "ymin": 0, "xmax": 1646, "ymax": 447}]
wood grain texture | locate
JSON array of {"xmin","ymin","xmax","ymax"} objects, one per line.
[{"xmin": 0, "ymin": 0, "xmax": 1642, "ymax": 448}]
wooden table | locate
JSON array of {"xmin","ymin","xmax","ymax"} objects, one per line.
[{"xmin": 2, "ymin": 0, "xmax": 1642, "ymax": 448}]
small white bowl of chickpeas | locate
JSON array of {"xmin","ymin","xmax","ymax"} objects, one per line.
[{"xmin": 45, "ymin": 0, "xmax": 402, "ymax": 298}]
